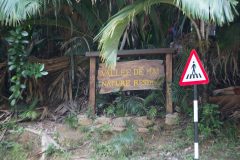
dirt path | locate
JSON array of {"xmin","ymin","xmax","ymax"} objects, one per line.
[{"xmin": 1, "ymin": 120, "xmax": 239, "ymax": 160}]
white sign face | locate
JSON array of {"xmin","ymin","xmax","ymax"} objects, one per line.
[
  {"xmin": 179, "ymin": 49, "xmax": 209, "ymax": 86},
  {"xmin": 182, "ymin": 54, "xmax": 206, "ymax": 82}
]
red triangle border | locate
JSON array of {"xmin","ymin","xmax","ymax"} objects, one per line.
[{"xmin": 179, "ymin": 49, "xmax": 209, "ymax": 86}]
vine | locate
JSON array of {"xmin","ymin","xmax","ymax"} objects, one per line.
[{"xmin": 7, "ymin": 28, "xmax": 48, "ymax": 107}]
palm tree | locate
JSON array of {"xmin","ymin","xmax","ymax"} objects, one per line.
[
  {"xmin": 95, "ymin": 0, "xmax": 239, "ymax": 67},
  {"xmin": 0, "ymin": 0, "xmax": 71, "ymax": 26}
]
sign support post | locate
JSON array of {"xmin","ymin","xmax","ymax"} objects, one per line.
[
  {"xmin": 194, "ymin": 85, "xmax": 199, "ymax": 160},
  {"xmin": 179, "ymin": 49, "xmax": 209, "ymax": 160}
]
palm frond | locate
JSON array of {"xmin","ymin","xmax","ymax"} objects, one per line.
[
  {"xmin": 0, "ymin": 0, "xmax": 72, "ymax": 26},
  {"xmin": 94, "ymin": 0, "xmax": 168, "ymax": 68},
  {"xmin": 95, "ymin": 0, "xmax": 238, "ymax": 67},
  {"xmin": 175, "ymin": 0, "xmax": 238, "ymax": 25},
  {"xmin": 0, "ymin": 0, "xmax": 41, "ymax": 26}
]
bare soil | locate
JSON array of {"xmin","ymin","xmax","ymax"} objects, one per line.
[{"xmin": 1, "ymin": 119, "xmax": 240, "ymax": 160}]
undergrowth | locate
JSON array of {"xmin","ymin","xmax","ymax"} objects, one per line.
[
  {"xmin": 92, "ymin": 124, "xmax": 144, "ymax": 160},
  {"xmin": 0, "ymin": 141, "xmax": 28, "ymax": 160},
  {"xmin": 65, "ymin": 113, "xmax": 78, "ymax": 129}
]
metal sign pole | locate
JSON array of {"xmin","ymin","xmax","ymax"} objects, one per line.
[
  {"xmin": 194, "ymin": 85, "xmax": 199, "ymax": 159},
  {"xmin": 179, "ymin": 49, "xmax": 209, "ymax": 159}
]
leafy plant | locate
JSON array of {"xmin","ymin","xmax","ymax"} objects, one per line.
[
  {"xmin": 144, "ymin": 89, "xmax": 166, "ymax": 118},
  {"xmin": 103, "ymin": 94, "xmax": 146, "ymax": 117},
  {"xmin": 0, "ymin": 141, "xmax": 28, "ymax": 160},
  {"xmin": 7, "ymin": 28, "xmax": 48, "ymax": 107},
  {"xmin": 147, "ymin": 106, "xmax": 158, "ymax": 119},
  {"xmin": 86, "ymin": 107, "xmax": 96, "ymax": 120},
  {"xmin": 172, "ymin": 50, "xmax": 192, "ymax": 114},
  {"xmin": 44, "ymin": 143, "xmax": 71, "ymax": 160},
  {"xmin": 184, "ymin": 103, "xmax": 223, "ymax": 140},
  {"xmin": 65, "ymin": 113, "xmax": 78, "ymax": 129},
  {"xmin": 93, "ymin": 125, "xmax": 144, "ymax": 159},
  {"xmin": 19, "ymin": 98, "xmax": 39, "ymax": 120},
  {"xmin": 222, "ymin": 120, "xmax": 239, "ymax": 141},
  {"xmin": 45, "ymin": 144, "xmax": 58, "ymax": 157},
  {"xmin": 144, "ymin": 90, "xmax": 165, "ymax": 107},
  {"xmin": 199, "ymin": 103, "xmax": 223, "ymax": 138}
]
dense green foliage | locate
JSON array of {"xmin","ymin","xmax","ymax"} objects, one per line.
[
  {"xmin": 95, "ymin": 0, "xmax": 238, "ymax": 67},
  {"xmin": 7, "ymin": 28, "xmax": 47, "ymax": 107}
]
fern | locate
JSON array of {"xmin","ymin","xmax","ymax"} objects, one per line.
[
  {"xmin": 103, "ymin": 94, "xmax": 147, "ymax": 117},
  {"xmin": 94, "ymin": 125, "xmax": 143, "ymax": 159},
  {"xmin": 123, "ymin": 96, "xmax": 146, "ymax": 116},
  {"xmin": 147, "ymin": 106, "xmax": 157, "ymax": 119},
  {"xmin": 19, "ymin": 98, "xmax": 39, "ymax": 120},
  {"xmin": 144, "ymin": 90, "xmax": 165, "ymax": 107}
]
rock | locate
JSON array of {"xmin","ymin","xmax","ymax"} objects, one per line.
[
  {"xmin": 78, "ymin": 114, "xmax": 93, "ymax": 126},
  {"xmin": 132, "ymin": 116, "xmax": 154, "ymax": 128},
  {"xmin": 184, "ymin": 146, "xmax": 192, "ymax": 153},
  {"xmin": 153, "ymin": 125, "xmax": 160, "ymax": 131},
  {"xmin": 137, "ymin": 127, "xmax": 149, "ymax": 133},
  {"xmin": 168, "ymin": 157, "xmax": 178, "ymax": 160},
  {"xmin": 112, "ymin": 127, "xmax": 126, "ymax": 132},
  {"xmin": 165, "ymin": 112, "xmax": 179, "ymax": 125},
  {"xmin": 55, "ymin": 124, "xmax": 84, "ymax": 147},
  {"xmin": 94, "ymin": 116, "xmax": 111, "ymax": 125},
  {"xmin": 112, "ymin": 117, "xmax": 132, "ymax": 127}
]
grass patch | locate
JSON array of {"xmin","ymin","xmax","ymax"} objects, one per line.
[
  {"xmin": 0, "ymin": 141, "xmax": 28, "ymax": 160},
  {"xmin": 201, "ymin": 137, "xmax": 240, "ymax": 160},
  {"xmin": 92, "ymin": 125, "xmax": 144, "ymax": 160}
]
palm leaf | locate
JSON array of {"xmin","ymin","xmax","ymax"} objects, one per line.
[
  {"xmin": 175, "ymin": 0, "xmax": 238, "ymax": 25},
  {"xmin": 0, "ymin": 0, "xmax": 41, "ymax": 26},
  {"xmin": 95, "ymin": 0, "xmax": 238, "ymax": 67},
  {"xmin": 0, "ymin": 0, "xmax": 72, "ymax": 26}
]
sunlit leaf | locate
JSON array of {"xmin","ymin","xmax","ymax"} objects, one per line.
[{"xmin": 21, "ymin": 31, "xmax": 28, "ymax": 36}]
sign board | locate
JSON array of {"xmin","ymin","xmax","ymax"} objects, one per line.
[
  {"xmin": 86, "ymin": 48, "xmax": 175, "ymax": 113},
  {"xmin": 179, "ymin": 49, "xmax": 209, "ymax": 86},
  {"xmin": 97, "ymin": 60, "xmax": 164, "ymax": 93}
]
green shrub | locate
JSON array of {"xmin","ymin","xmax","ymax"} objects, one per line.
[
  {"xmin": 199, "ymin": 103, "xmax": 223, "ymax": 138},
  {"xmin": 103, "ymin": 95, "xmax": 146, "ymax": 117},
  {"xmin": 0, "ymin": 141, "xmax": 28, "ymax": 160},
  {"xmin": 65, "ymin": 114, "xmax": 78, "ymax": 129},
  {"xmin": 93, "ymin": 125, "xmax": 144, "ymax": 159}
]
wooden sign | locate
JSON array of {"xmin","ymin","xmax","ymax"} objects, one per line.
[
  {"xmin": 86, "ymin": 48, "xmax": 175, "ymax": 114},
  {"xmin": 97, "ymin": 60, "xmax": 164, "ymax": 93}
]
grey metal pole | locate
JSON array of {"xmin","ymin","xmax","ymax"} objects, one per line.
[{"xmin": 194, "ymin": 85, "xmax": 199, "ymax": 159}]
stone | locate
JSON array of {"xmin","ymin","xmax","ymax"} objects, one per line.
[
  {"xmin": 132, "ymin": 116, "xmax": 154, "ymax": 128},
  {"xmin": 94, "ymin": 116, "xmax": 111, "ymax": 125},
  {"xmin": 78, "ymin": 114, "xmax": 93, "ymax": 126},
  {"xmin": 111, "ymin": 117, "xmax": 132, "ymax": 127},
  {"xmin": 137, "ymin": 127, "xmax": 149, "ymax": 133},
  {"xmin": 165, "ymin": 112, "xmax": 179, "ymax": 125},
  {"xmin": 55, "ymin": 124, "xmax": 84, "ymax": 147},
  {"xmin": 153, "ymin": 125, "xmax": 159, "ymax": 131},
  {"xmin": 112, "ymin": 127, "xmax": 126, "ymax": 132}
]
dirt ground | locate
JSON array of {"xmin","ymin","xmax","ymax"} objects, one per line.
[{"xmin": 1, "ymin": 118, "xmax": 240, "ymax": 160}]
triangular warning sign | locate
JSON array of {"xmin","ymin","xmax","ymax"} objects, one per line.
[{"xmin": 179, "ymin": 49, "xmax": 209, "ymax": 86}]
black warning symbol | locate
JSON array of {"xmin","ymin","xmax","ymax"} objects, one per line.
[{"xmin": 186, "ymin": 61, "xmax": 202, "ymax": 79}]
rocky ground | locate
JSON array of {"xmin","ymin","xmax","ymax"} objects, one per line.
[{"xmin": 1, "ymin": 115, "xmax": 240, "ymax": 160}]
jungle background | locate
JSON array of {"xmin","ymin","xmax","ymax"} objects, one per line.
[{"xmin": 0, "ymin": 0, "xmax": 240, "ymax": 160}]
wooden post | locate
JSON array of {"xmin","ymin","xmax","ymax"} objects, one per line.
[
  {"xmin": 89, "ymin": 57, "xmax": 96, "ymax": 113},
  {"xmin": 166, "ymin": 53, "xmax": 173, "ymax": 113}
]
